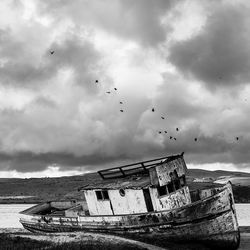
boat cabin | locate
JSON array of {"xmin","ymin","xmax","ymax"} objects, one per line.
[{"xmin": 79, "ymin": 153, "xmax": 191, "ymax": 216}]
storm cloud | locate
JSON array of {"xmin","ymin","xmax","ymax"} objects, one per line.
[
  {"xmin": 0, "ymin": 28, "xmax": 103, "ymax": 92},
  {"xmin": 0, "ymin": 0, "xmax": 250, "ymax": 176},
  {"xmin": 169, "ymin": 3, "xmax": 250, "ymax": 89}
]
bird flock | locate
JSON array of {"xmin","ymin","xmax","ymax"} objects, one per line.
[{"xmin": 49, "ymin": 49, "xmax": 241, "ymax": 144}]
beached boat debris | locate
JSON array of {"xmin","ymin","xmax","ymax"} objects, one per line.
[{"xmin": 19, "ymin": 153, "xmax": 240, "ymax": 249}]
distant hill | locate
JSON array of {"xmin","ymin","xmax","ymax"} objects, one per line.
[
  {"xmin": 0, "ymin": 173, "xmax": 101, "ymax": 204},
  {"xmin": 0, "ymin": 169, "xmax": 250, "ymax": 204},
  {"xmin": 187, "ymin": 169, "xmax": 250, "ymax": 179}
]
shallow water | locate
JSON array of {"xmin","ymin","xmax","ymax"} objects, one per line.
[
  {"xmin": 235, "ymin": 204, "xmax": 250, "ymax": 226},
  {"xmin": 0, "ymin": 204, "xmax": 35, "ymax": 228},
  {"xmin": 0, "ymin": 203, "xmax": 249, "ymax": 228}
]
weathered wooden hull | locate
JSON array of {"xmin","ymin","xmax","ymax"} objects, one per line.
[{"xmin": 19, "ymin": 182, "xmax": 240, "ymax": 249}]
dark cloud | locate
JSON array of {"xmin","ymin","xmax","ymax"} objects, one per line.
[
  {"xmin": 169, "ymin": 4, "xmax": 250, "ymax": 89},
  {"xmin": 0, "ymin": 28, "xmax": 103, "ymax": 93},
  {"xmin": 0, "ymin": 151, "xmax": 131, "ymax": 172},
  {"xmin": 1, "ymin": 1, "xmax": 250, "ymax": 175}
]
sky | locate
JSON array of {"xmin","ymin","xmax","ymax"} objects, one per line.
[{"xmin": 1, "ymin": 0, "xmax": 250, "ymax": 178}]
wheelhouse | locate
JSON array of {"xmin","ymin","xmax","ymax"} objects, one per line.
[{"xmin": 79, "ymin": 153, "xmax": 191, "ymax": 216}]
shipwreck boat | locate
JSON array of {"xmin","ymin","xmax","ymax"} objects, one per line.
[{"xmin": 19, "ymin": 153, "xmax": 240, "ymax": 249}]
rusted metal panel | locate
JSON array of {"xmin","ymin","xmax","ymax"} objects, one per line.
[
  {"xmin": 154, "ymin": 157, "xmax": 187, "ymax": 186},
  {"xmin": 80, "ymin": 175, "xmax": 151, "ymax": 190},
  {"xmin": 149, "ymin": 186, "xmax": 191, "ymax": 211}
]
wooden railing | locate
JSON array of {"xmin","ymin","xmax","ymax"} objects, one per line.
[{"xmin": 98, "ymin": 154, "xmax": 182, "ymax": 179}]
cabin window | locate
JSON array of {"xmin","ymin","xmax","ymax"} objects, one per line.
[
  {"xmin": 173, "ymin": 170, "xmax": 178, "ymax": 178},
  {"xmin": 173, "ymin": 179, "xmax": 181, "ymax": 190},
  {"xmin": 96, "ymin": 191, "xmax": 102, "ymax": 200},
  {"xmin": 157, "ymin": 185, "xmax": 168, "ymax": 196},
  {"xmin": 119, "ymin": 188, "xmax": 125, "ymax": 197},
  {"xmin": 167, "ymin": 182, "xmax": 175, "ymax": 193},
  {"xmin": 180, "ymin": 176, "xmax": 186, "ymax": 187},
  {"xmin": 102, "ymin": 190, "xmax": 109, "ymax": 200},
  {"xmin": 96, "ymin": 190, "xmax": 110, "ymax": 200},
  {"xmin": 173, "ymin": 175, "xmax": 181, "ymax": 189}
]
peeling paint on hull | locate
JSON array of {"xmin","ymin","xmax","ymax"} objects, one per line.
[
  {"xmin": 20, "ymin": 210, "xmax": 239, "ymax": 249},
  {"xmin": 19, "ymin": 183, "xmax": 240, "ymax": 249}
]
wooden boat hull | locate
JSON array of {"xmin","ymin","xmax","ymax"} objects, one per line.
[
  {"xmin": 21, "ymin": 210, "xmax": 239, "ymax": 249},
  {"xmin": 19, "ymin": 182, "xmax": 240, "ymax": 249}
]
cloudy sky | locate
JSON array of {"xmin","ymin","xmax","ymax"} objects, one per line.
[{"xmin": 1, "ymin": 0, "xmax": 250, "ymax": 178}]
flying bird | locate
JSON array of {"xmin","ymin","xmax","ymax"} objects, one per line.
[
  {"xmin": 194, "ymin": 138, "xmax": 197, "ymax": 142},
  {"xmin": 50, "ymin": 50, "xmax": 54, "ymax": 55},
  {"xmin": 152, "ymin": 108, "xmax": 155, "ymax": 112},
  {"xmin": 106, "ymin": 91, "xmax": 111, "ymax": 94},
  {"xmin": 164, "ymin": 131, "xmax": 167, "ymax": 134},
  {"xmin": 174, "ymin": 138, "xmax": 177, "ymax": 141},
  {"xmin": 176, "ymin": 128, "xmax": 179, "ymax": 131},
  {"xmin": 114, "ymin": 88, "xmax": 117, "ymax": 90},
  {"xmin": 170, "ymin": 136, "xmax": 172, "ymax": 140},
  {"xmin": 120, "ymin": 109, "xmax": 124, "ymax": 112},
  {"xmin": 161, "ymin": 116, "xmax": 165, "ymax": 120},
  {"xmin": 158, "ymin": 131, "xmax": 162, "ymax": 134},
  {"xmin": 95, "ymin": 80, "xmax": 98, "ymax": 83},
  {"xmin": 119, "ymin": 101, "xmax": 123, "ymax": 104},
  {"xmin": 236, "ymin": 137, "xmax": 239, "ymax": 141}
]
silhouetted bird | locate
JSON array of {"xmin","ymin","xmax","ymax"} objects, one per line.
[
  {"xmin": 164, "ymin": 131, "xmax": 167, "ymax": 133},
  {"xmin": 174, "ymin": 138, "xmax": 177, "ymax": 141},
  {"xmin": 95, "ymin": 80, "xmax": 98, "ymax": 83},
  {"xmin": 236, "ymin": 137, "xmax": 239, "ymax": 141},
  {"xmin": 158, "ymin": 131, "xmax": 162, "ymax": 134},
  {"xmin": 194, "ymin": 138, "xmax": 197, "ymax": 141},
  {"xmin": 161, "ymin": 116, "xmax": 165, "ymax": 119},
  {"xmin": 120, "ymin": 110, "xmax": 124, "ymax": 112},
  {"xmin": 120, "ymin": 101, "xmax": 123, "ymax": 104},
  {"xmin": 176, "ymin": 128, "xmax": 179, "ymax": 131},
  {"xmin": 106, "ymin": 91, "xmax": 111, "ymax": 94},
  {"xmin": 152, "ymin": 108, "xmax": 155, "ymax": 112},
  {"xmin": 170, "ymin": 136, "xmax": 172, "ymax": 139},
  {"xmin": 114, "ymin": 88, "xmax": 117, "ymax": 90},
  {"xmin": 50, "ymin": 50, "xmax": 54, "ymax": 55}
]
